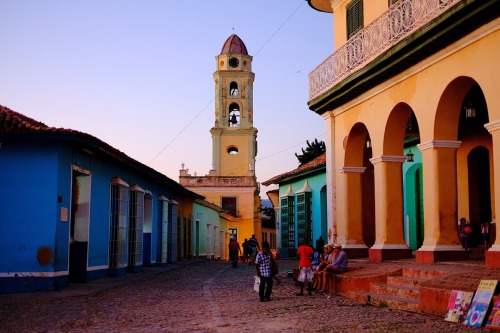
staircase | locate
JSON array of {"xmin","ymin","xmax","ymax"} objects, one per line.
[{"xmin": 353, "ymin": 268, "xmax": 449, "ymax": 311}]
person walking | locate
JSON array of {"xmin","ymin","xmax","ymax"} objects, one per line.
[
  {"xmin": 247, "ymin": 234, "xmax": 260, "ymax": 266},
  {"xmin": 228, "ymin": 237, "xmax": 241, "ymax": 268},
  {"xmin": 296, "ymin": 238, "xmax": 315, "ymax": 296},
  {"xmin": 242, "ymin": 238, "xmax": 249, "ymax": 263},
  {"xmin": 255, "ymin": 241, "xmax": 273, "ymax": 302}
]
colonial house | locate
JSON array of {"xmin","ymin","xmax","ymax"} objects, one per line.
[
  {"xmin": 193, "ymin": 198, "xmax": 232, "ymax": 260},
  {"xmin": 262, "ymin": 153, "xmax": 327, "ymax": 258},
  {"xmin": 0, "ymin": 105, "xmax": 204, "ymax": 294},
  {"xmin": 305, "ymin": 0, "xmax": 499, "ymax": 266}
]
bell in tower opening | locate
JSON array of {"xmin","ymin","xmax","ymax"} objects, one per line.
[{"xmin": 228, "ymin": 104, "xmax": 240, "ymax": 127}]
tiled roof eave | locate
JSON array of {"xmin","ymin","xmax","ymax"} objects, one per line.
[
  {"xmin": 1, "ymin": 126, "xmax": 204, "ymax": 201},
  {"xmin": 262, "ymin": 165, "xmax": 326, "ymax": 186},
  {"xmin": 262, "ymin": 153, "xmax": 326, "ymax": 186}
]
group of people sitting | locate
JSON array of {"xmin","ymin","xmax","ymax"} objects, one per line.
[{"xmin": 296, "ymin": 239, "xmax": 348, "ymax": 295}]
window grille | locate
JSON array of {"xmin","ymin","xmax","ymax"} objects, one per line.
[
  {"xmin": 109, "ymin": 178, "xmax": 129, "ymax": 270},
  {"xmin": 157, "ymin": 196, "xmax": 169, "ymax": 264},
  {"xmin": 168, "ymin": 201, "xmax": 178, "ymax": 263},
  {"xmin": 128, "ymin": 185, "xmax": 144, "ymax": 269}
]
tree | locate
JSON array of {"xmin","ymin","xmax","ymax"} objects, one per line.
[
  {"xmin": 295, "ymin": 139, "xmax": 326, "ymax": 166},
  {"xmin": 261, "ymin": 206, "xmax": 276, "ymax": 229}
]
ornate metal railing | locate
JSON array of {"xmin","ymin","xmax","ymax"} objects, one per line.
[{"xmin": 308, "ymin": 0, "xmax": 461, "ymax": 100}]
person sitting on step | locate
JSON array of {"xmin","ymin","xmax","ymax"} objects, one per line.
[{"xmin": 316, "ymin": 244, "xmax": 348, "ymax": 293}]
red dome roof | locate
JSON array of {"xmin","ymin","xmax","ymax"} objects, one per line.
[{"xmin": 220, "ymin": 34, "xmax": 248, "ymax": 55}]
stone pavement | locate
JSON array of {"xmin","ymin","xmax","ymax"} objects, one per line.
[
  {"xmin": 0, "ymin": 260, "xmax": 198, "ymax": 304},
  {"xmin": 0, "ymin": 258, "xmax": 497, "ymax": 332}
]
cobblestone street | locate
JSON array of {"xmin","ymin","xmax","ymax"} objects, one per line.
[{"xmin": 0, "ymin": 260, "xmax": 485, "ymax": 333}]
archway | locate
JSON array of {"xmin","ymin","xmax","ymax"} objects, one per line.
[
  {"xmin": 342, "ymin": 123, "xmax": 374, "ymax": 257},
  {"xmin": 456, "ymin": 82, "xmax": 491, "ymax": 254}
]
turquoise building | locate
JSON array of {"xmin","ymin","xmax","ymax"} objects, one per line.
[{"xmin": 262, "ymin": 153, "xmax": 327, "ymax": 258}]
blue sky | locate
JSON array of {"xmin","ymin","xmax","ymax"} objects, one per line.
[{"xmin": 0, "ymin": 0, "xmax": 333, "ymax": 196}]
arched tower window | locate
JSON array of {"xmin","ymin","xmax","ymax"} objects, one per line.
[
  {"xmin": 228, "ymin": 103, "xmax": 240, "ymax": 127},
  {"xmin": 230, "ymin": 82, "xmax": 239, "ymax": 96}
]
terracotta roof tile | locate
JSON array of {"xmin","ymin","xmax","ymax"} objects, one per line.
[
  {"xmin": 0, "ymin": 104, "xmax": 205, "ymax": 199},
  {"xmin": 0, "ymin": 105, "xmax": 48, "ymax": 131}
]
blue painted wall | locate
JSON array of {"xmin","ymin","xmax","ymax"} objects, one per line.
[{"xmin": 0, "ymin": 138, "xmax": 194, "ymax": 294}]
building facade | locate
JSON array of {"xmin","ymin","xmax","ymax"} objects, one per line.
[
  {"xmin": 193, "ymin": 199, "xmax": 230, "ymax": 260},
  {"xmin": 0, "ymin": 105, "xmax": 203, "ymax": 294},
  {"xmin": 306, "ymin": 0, "xmax": 499, "ymax": 266},
  {"xmin": 263, "ymin": 153, "xmax": 327, "ymax": 258},
  {"xmin": 179, "ymin": 34, "xmax": 261, "ymax": 246}
]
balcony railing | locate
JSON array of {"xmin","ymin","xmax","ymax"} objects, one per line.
[{"xmin": 308, "ymin": 0, "xmax": 461, "ymax": 101}]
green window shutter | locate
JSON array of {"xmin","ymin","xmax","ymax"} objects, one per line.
[
  {"xmin": 280, "ymin": 197, "xmax": 289, "ymax": 250},
  {"xmin": 347, "ymin": 0, "xmax": 364, "ymax": 39},
  {"xmin": 297, "ymin": 193, "xmax": 306, "ymax": 245},
  {"xmin": 297, "ymin": 192, "xmax": 313, "ymax": 245},
  {"xmin": 287, "ymin": 196, "xmax": 295, "ymax": 250}
]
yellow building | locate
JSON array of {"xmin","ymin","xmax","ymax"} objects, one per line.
[
  {"xmin": 306, "ymin": 0, "xmax": 499, "ymax": 267},
  {"xmin": 179, "ymin": 34, "xmax": 261, "ymax": 247}
]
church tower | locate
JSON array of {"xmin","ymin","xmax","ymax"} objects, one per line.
[
  {"xmin": 179, "ymin": 34, "xmax": 261, "ymax": 251},
  {"xmin": 212, "ymin": 34, "xmax": 258, "ymax": 176}
]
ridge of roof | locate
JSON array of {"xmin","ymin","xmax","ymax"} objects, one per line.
[
  {"xmin": 261, "ymin": 152, "xmax": 326, "ymax": 186},
  {"xmin": 0, "ymin": 104, "xmax": 204, "ymax": 200},
  {"xmin": 0, "ymin": 104, "xmax": 48, "ymax": 130}
]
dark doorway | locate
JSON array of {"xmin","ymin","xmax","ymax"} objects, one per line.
[
  {"xmin": 467, "ymin": 146, "xmax": 491, "ymax": 247},
  {"xmin": 69, "ymin": 170, "xmax": 90, "ymax": 283}
]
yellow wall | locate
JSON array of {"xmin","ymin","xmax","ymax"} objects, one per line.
[
  {"xmin": 330, "ymin": 21, "xmax": 499, "ymax": 246},
  {"xmin": 218, "ymin": 134, "xmax": 252, "ymax": 176},
  {"xmin": 333, "ymin": 0, "xmax": 389, "ymax": 50},
  {"xmin": 189, "ymin": 187, "xmax": 260, "ymax": 243}
]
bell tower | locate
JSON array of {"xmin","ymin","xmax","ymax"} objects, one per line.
[
  {"xmin": 211, "ymin": 34, "xmax": 258, "ymax": 176},
  {"xmin": 179, "ymin": 34, "xmax": 261, "ymax": 248}
]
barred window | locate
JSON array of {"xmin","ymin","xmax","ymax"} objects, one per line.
[
  {"xmin": 128, "ymin": 184, "xmax": 144, "ymax": 270},
  {"xmin": 157, "ymin": 195, "xmax": 169, "ymax": 264},
  {"xmin": 168, "ymin": 201, "xmax": 178, "ymax": 263},
  {"xmin": 109, "ymin": 177, "xmax": 129, "ymax": 270},
  {"xmin": 347, "ymin": 0, "xmax": 364, "ymax": 39}
]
